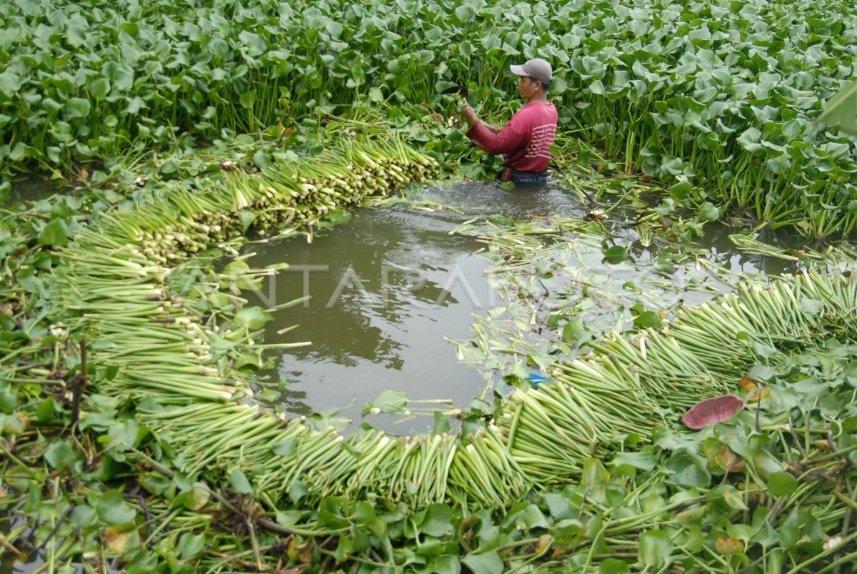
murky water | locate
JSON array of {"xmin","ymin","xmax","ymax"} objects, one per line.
[
  {"xmin": 3, "ymin": 176, "xmax": 64, "ymax": 205},
  {"xmin": 244, "ymin": 181, "xmax": 588, "ymax": 432}
]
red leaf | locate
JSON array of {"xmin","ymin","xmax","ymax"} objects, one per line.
[{"xmin": 682, "ymin": 395, "xmax": 745, "ymax": 430}]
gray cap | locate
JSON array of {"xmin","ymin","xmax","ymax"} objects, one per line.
[{"xmin": 510, "ymin": 58, "xmax": 552, "ymax": 85}]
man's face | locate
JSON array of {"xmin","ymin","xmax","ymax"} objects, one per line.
[{"xmin": 517, "ymin": 76, "xmax": 541, "ymax": 99}]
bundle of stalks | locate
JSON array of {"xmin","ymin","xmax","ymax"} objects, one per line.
[
  {"xmin": 498, "ymin": 268, "xmax": 857, "ymax": 483},
  {"xmin": 47, "ymin": 131, "xmax": 857, "ymax": 512}
]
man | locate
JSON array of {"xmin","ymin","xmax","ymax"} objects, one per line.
[{"xmin": 461, "ymin": 58, "xmax": 558, "ymax": 186}]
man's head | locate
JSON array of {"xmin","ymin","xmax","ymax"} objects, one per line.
[{"xmin": 510, "ymin": 58, "xmax": 552, "ymax": 94}]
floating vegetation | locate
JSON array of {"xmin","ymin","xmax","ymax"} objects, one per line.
[{"xmin": 3, "ymin": 0, "xmax": 857, "ymax": 571}]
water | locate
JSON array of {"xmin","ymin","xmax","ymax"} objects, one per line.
[{"xmin": 244, "ymin": 180, "xmax": 587, "ymax": 432}]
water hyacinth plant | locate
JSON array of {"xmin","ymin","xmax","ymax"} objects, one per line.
[
  {"xmin": 2, "ymin": 0, "xmax": 856, "ymax": 237},
  {"xmin": 2, "ymin": 0, "xmax": 857, "ymax": 571}
]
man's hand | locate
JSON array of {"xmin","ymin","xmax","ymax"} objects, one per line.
[{"xmin": 461, "ymin": 99, "xmax": 478, "ymax": 125}]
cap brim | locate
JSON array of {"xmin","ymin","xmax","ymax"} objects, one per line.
[{"xmin": 509, "ymin": 64, "xmax": 527, "ymax": 77}]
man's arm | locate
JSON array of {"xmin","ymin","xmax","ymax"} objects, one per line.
[{"xmin": 462, "ymin": 100, "xmax": 528, "ymax": 154}]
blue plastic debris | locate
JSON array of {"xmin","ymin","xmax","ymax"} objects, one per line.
[{"xmin": 527, "ymin": 371, "xmax": 548, "ymax": 387}]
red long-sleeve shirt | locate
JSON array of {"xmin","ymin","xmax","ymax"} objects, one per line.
[{"xmin": 466, "ymin": 101, "xmax": 558, "ymax": 173}]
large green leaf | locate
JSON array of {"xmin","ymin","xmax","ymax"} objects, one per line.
[
  {"xmin": 38, "ymin": 218, "xmax": 69, "ymax": 247},
  {"xmin": 97, "ymin": 490, "xmax": 137, "ymax": 525},
  {"xmin": 462, "ymin": 551, "xmax": 503, "ymax": 574},
  {"xmin": 639, "ymin": 529, "xmax": 673, "ymax": 567},
  {"xmin": 418, "ymin": 503, "xmax": 454, "ymax": 537},
  {"xmin": 90, "ymin": 77, "xmax": 110, "ymax": 101},
  {"xmin": 233, "ymin": 306, "xmax": 272, "ymax": 330},
  {"xmin": 817, "ymin": 82, "xmax": 857, "ymax": 134}
]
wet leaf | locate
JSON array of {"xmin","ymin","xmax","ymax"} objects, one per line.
[
  {"xmin": 229, "ymin": 468, "xmax": 253, "ymax": 494},
  {"xmin": 599, "ymin": 558, "xmax": 629, "ymax": 574},
  {"xmin": 817, "ymin": 82, "xmax": 857, "ymax": 134},
  {"xmin": 639, "ymin": 529, "xmax": 673, "ymax": 567},
  {"xmin": 289, "ymin": 479, "xmax": 308, "ymax": 503},
  {"xmin": 698, "ymin": 202, "xmax": 720, "ymax": 222},
  {"xmin": 664, "ymin": 450, "xmax": 711, "ymax": 488},
  {"xmin": 97, "ymin": 490, "xmax": 137, "ymax": 525},
  {"xmin": 603, "ymin": 245, "xmax": 630, "ymax": 265},
  {"xmin": 432, "ymin": 410, "xmax": 450, "ymax": 435},
  {"xmin": 633, "ymin": 311, "xmax": 661, "ymax": 329},
  {"xmin": 561, "ymin": 320, "xmax": 588, "ymax": 344},
  {"xmin": 44, "ymin": 440, "xmax": 80, "ymax": 470},
  {"xmin": 38, "ymin": 218, "xmax": 69, "ymax": 247},
  {"xmin": 462, "ymin": 550, "xmax": 503, "ymax": 574},
  {"xmin": 419, "ymin": 503, "xmax": 454, "ymax": 537},
  {"xmin": 610, "ymin": 450, "xmax": 657, "ymax": 472},
  {"xmin": 582, "ymin": 457, "xmax": 610, "ymax": 488},
  {"xmin": 364, "ymin": 389, "xmax": 408, "ymax": 414},
  {"xmin": 177, "ymin": 532, "xmax": 205, "ymax": 559},
  {"xmin": 233, "ymin": 306, "xmax": 272, "ymax": 330},
  {"xmin": 767, "ymin": 471, "xmax": 798, "ymax": 497},
  {"xmin": 273, "ymin": 437, "xmax": 298, "ymax": 457}
]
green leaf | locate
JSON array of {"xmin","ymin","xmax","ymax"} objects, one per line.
[
  {"xmin": 233, "ymin": 307, "xmax": 272, "ymax": 330},
  {"xmin": 177, "ymin": 532, "xmax": 205, "ymax": 559},
  {"xmin": 0, "ymin": 384, "xmax": 17, "ymax": 413},
  {"xmin": 432, "ymin": 410, "xmax": 450, "ymax": 435},
  {"xmin": 364, "ymin": 389, "xmax": 408, "ymax": 414},
  {"xmin": 544, "ymin": 493, "xmax": 574, "ymax": 520},
  {"xmin": 599, "ymin": 558, "xmax": 630, "ymax": 574},
  {"xmin": 289, "ymin": 479, "xmax": 308, "ymax": 503},
  {"xmin": 0, "ymin": 71, "xmax": 22, "ymax": 97},
  {"xmin": 799, "ymin": 298, "xmax": 822, "ymax": 316},
  {"xmin": 104, "ymin": 61, "xmax": 135, "ymax": 91},
  {"xmin": 549, "ymin": 76, "xmax": 568, "ymax": 95},
  {"xmin": 428, "ymin": 555, "xmax": 461, "ymax": 574},
  {"xmin": 518, "ymin": 504, "xmax": 550, "ymax": 529},
  {"xmin": 603, "ymin": 245, "xmax": 630, "ymax": 265},
  {"xmin": 36, "ymin": 398, "xmax": 57, "ymax": 422},
  {"xmin": 462, "ymin": 551, "xmax": 503, "ymax": 574},
  {"xmin": 90, "ymin": 77, "xmax": 110, "ymax": 101},
  {"xmin": 44, "ymin": 440, "xmax": 80, "ymax": 470},
  {"xmin": 273, "ymin": 436, "xmax": 298, "ymax": 457},
  {"xmin": 611, "ymin": 450, "xmax": 657, "ymax": 472},
  {"xmin": 664, "ymin": 450, "xmax": 711, "ymax": 488},
  {"xmin": 67, "ymin": 98, "xmax": 91, "ymax": 119},
  {"xmin": 638, "ymin": 529, "xmax": 673, "ymax": 567},
  {"xmin": 817, "ymin": 82, "xmax": 857, "ymax": 134},
  {"xmin": 419, "ymin": 503, "xmax": 454, "ymax": 537},
  {"xmin": 107, "ymin": 419, "xmax": 141, "ymax": 449},
  {"xmin": 633, "ymin": 311, "xmax": 661, "ymax": 329},
  {"xmin": 767, "ymin": 471, "xmax": 798, "ymax": 497},
  {"xmin": 582, "ymin": 457, "xmax": 609, "ymax": 488},
  {"xmin": 669, "ymin": 180, "xmax": 693, "ymax": 201},
  {"xmin": 239, "ymin": 90, "xmax": 256, "ymax": 109},
  {"xmin": 97, "ymin": 490, "xmax": 137, "ymax": 525},
  {"xmin": 38, "ymin": 218, "xmax": 69, "ymax": 247},
  {"xmin": 562, "ymin": 320, "xmax": 588, "ymax": 344},
  {"xmin": 229, "ymin": 468, "xmax": 253, "ymax": 494},
  {"xmin": 698, "ymin": 202, "xmax": 720, "ymax": 222}
]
